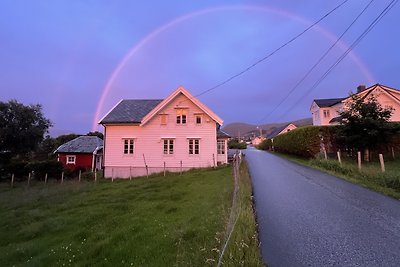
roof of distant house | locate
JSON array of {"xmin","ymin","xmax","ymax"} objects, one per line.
[
  {"xmin": 100, "ymin": 99, "xmax": 163, "ymax": 124},
  {"xmin": 217, "ymin": 129, "xmax": 230, "ymax": 139},
  {"xmin": 55, "ymin": 136, "xmax": 103, "ymax": 154},
  {"xmin": 313, "ymin": 98, "xmax": 345, "ymax": 107},
  {"xmin": 267, "ymin": 123, "xmax": 295, "ymax": 139},
  {"xmin": 329, "ymin": 116, "xmax": 343, "ymax": 124}
]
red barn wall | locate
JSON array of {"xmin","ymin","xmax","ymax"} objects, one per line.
[{"xmin": 58, "ymin": 153, "xmax": 93, "ymax": 171}]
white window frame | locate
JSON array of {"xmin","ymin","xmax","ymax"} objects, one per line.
[
  {"xmin": 123, "ymin": 139, "xmax": 135, "ymax": 155},
  {"xmin": 195, "ymin": 114, "xmax": 202, "ymax": 124},
  {"xmin": 217, "ymin": 140, "xmax": 225, "ymax": 155},
  {"xmin": 188, "ymin": 139, "xmax": 200, "ymax": 155},
  {"xmin": 66, "ymin": 155, "xmax": 76, "ymax": 164},
  {"xmin": 176, "ymin": 109, "xmax": 187, "ymax": 125},
  {"xmin": 163, "ymin": 139, "xmax": 174, "ymax": 155},
  {"xmin": 323, "ymin": 110, "xmax": 330, "ymax": 118}
]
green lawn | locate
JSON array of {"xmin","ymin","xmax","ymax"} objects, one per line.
[{"xmin": 0, "ymin": 167, "xmax": 233, "ymax": 266}]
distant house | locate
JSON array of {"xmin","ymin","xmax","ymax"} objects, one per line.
[
  {"xmin": 55, "ymin": 136, "xmax": 103, "ymax": 171},
  {"xmin": 267, "ymin": 123, "xmax": 297, "ymax": 140},
  {"xmin": 252, "ymin": 136, "xmax": 265, "ymax": 146},
  {"xmin": 99, "ymin": 86, "xmax": 229, "ymax": 178},
  {"xmin": 311, "ymin": 84, "xmax": 400, "ymax": 126}
]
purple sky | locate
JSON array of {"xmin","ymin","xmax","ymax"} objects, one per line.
[{"xmin": 1, "ymin": 0, "xmax": 399, "ymax": 136}]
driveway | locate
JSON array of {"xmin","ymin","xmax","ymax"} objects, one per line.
[{"xmin": 245, "ymin": 147, "xmax": 400, "ymax": 267}]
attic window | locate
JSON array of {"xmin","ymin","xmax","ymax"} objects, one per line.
[
  {"xmin": 196, "ymin": 115, "xmax": 202, "ymax": 124},
  {"xmin": 176, "ymin": 109, "xmax": 187, "ymax": 124},
  {"xmin": 66, "ymin": 155, "xmax": 76, "ymax": 164}
]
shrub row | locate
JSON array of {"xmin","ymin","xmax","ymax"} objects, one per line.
[
  {"xmin": 1, "ymin": 159, "xmax": 63, "ymax": 180},
  {"xmin": 228, "ymin": 139, "xmax": 247, "ymax": 149},
  {"xmin": 258, "ymin": 126, "xmax": 340, "ymax": 158}
]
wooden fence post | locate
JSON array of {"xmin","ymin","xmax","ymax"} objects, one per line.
[
  {"xmin": 61, "ymin": 172, "xmax": 64, "ymax": 184},
  {"xmin": 94, "ymin": 170, "xmax": 97, "ymax": 182},
  {"xmin": 357, "ymin": 151, "xmax": 362, "ymax": 171},
  {"xmin": 323, "ymin": 148, "xmax": 327, "ymax": 160},
  {"xmin": 28, "ymin": 172, "xmax": 31, "ymax": 187},
  {"xmin": 45, "ymin": 173, "xmax": 48, "ymax": 184},
  {"xmin": 163, "ymin": 162, "xmax": 166, "ymax": 177},
  {"xmin": 337, "ymin": 151, "xmax": 342, "ymax": 165},
  {"xmin": 213, "ymin": 154, "xmax": 216, "ymax": 168},
  {"xmin": 79, "ymin": 170, "xmax": 82, "ymax": 182},
  {"xmin": 11, "ymin": 174, "xmax": 14, "ymax": 188},
  {"xmin": 180, "ymin": 160, "xmax": 183, "ymax": 175},
  {"xmin": 379, "ymin": 154, "xmax": 385, "ymax": 172},
  {"xmin": 112, "ymin": 168, "xmax": 114, "ymax": 182},
  {"xmin": 129, "ymin": 166, "xmax": 132, "ymax": 181},
  {"xmin": 392, "ymin": 147, "xmax": 395, "ymax": 159}
]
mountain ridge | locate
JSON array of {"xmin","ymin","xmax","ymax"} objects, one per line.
[{"xmin": 222, "ymin": 118, "xmax": 313, "ymax": 138}]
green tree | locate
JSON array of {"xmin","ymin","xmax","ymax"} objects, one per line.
[
  {"xmin": 338, "ymin": 94, "xmax": 397, "ymax": 160},
  {"xmin": 87, "ymin": 131, "xmax": 103, "ymax": 139},
  {"xmin": 0, "ymin": 100, "xmax": 52, "ymax": 157}
]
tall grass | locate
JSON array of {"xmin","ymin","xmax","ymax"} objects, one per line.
[{"xmin": 221, "ymin": 160, "xmax": 264, "ymax": 266}]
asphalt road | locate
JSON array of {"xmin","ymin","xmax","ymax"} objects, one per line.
[{"xmin": 245, "ymin": 147, "xmax": 400, "ymax": 267}]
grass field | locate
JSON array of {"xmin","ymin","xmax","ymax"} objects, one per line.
[
  {"xmin": 275, "ymin": 152, "xmax": 400, "ymax": 200},
  {"xmin": 0, "ymin": 167, "xmax": 234, "ymax": 266}
]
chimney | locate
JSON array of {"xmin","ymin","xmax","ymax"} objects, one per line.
[{"xmin": 357, "ymin": 84, "xmax": 366, "ymax": 93}]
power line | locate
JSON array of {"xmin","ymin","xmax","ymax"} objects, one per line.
[
  {"xmin": 279, "ymin": 0, "xmax": 398, "ymax": 120},
  {"xmin": 193, "ymin": 0, "xmax": 350, "ymax": 99},
  {"xmin": 257, "ymin": 0, "xmax": 376, "ymax": 124}
]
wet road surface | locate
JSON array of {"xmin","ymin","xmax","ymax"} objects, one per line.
[{"xmin": 245, "ymin": 147, "xmax": 400, "ymax": 267}]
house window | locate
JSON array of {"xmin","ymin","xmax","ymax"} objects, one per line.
[
  {"xmin": 323, "ymin": 110, "xmax": 330, "ymax": 118},
  {"xmin": 217, "ymin": 140, "xmax": 225, "ymax": 154},
  {"xmin": 196, "ymin": 115, "xmax": 202, "ymax": 124},
  {"xmin": 66, "ymin": 155, "xmax": 76, "ymax": 164},
  {"xmin": 176, "ymin": 109, "xmax": 187, "ymax": 124},
  {"xmin": 123, "ymin": 139, "xmax": 134, "ymax": 154},
  {"xmin": 163, "ymin": 139, "xmax": 174, "ymax": 155},
  {"xmin": 188, "ymin": 139, "xmax": 200, "ymax": 155},
  {"xmin": 160, "ymin": 114, "xmax": 168, "ymax": 125}
]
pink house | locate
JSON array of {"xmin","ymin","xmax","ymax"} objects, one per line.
[
  {"xmin": 311, "ymin": 84, "xmax": 400, "ymax": 126},
  {"xmin": 99, "ymin": 86, "xmax": 229, "ymax": 178}
]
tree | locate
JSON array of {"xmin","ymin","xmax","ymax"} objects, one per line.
[
  {"xmin": 0, "ymin": 100, "xmax": 52, "ymax": 157},
  {"xmin": 87, "ymin": 131, "xmax": 103, "ymax": 139},
  {"xmin": 338, "ymin": 94, "xmax": 397, "ymax": 160}
]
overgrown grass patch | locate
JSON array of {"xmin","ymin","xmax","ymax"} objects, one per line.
[
  {"xmin": 221, "ymin": 160, "xmax": 264, "ymax": 266},
  {"xmin": 0, "ymin": 167, "xmax": 233, "ymax": 266}
]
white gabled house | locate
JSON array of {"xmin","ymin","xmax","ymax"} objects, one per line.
[{"xmin": 99, "ymin": 86, "xmax": 229, "ymax": 178}]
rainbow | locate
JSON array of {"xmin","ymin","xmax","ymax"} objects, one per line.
[{"xmin": 92, "ymin": 5, "xmax": 375, "ymax": 131}]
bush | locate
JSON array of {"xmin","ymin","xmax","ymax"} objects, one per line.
[
  {"xmin": 257, "ymin": 139, "xmax": 272, "ymax": 150},
  {"xmin": 25, "ymin": 160, "xmax": 64, "ymax": 180},
  {"xmin": 272, "ymin": 126, "xmax": 340, "ymax": 158},
  {"xmin": 228, "ymin": 139, "xmax": 247, "ymax": 149}
]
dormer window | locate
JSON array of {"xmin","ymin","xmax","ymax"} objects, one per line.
[{"xmin": 176, "ymin": 109, "xmax": 187, "ymax": 124}]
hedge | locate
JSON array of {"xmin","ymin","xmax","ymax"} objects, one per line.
[{"xmin": 272, "ymin": 126, "xmax": 339, "ymax": 158}]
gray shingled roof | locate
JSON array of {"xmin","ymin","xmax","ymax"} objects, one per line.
[
  {"xmin": 217, "ymin": 129, "xmax": 230, "ymax": 139},
  {"xmin": 267, "ymin": 124, "xmax": 292, "ymax": 139},
  {"xmin": 329, "ymin": 116, "xmax": 343, "ymax": 123},
  {"xmin": 100, "ymin": 99, "xmax": 163, "ymax": 124},
  {"xmin": 314, "ymin": 98, "xmax": 344, "ymax": 107},
  {"xmin": 55, "ymin": 136, "xmax": 103, "ymax": 154}
]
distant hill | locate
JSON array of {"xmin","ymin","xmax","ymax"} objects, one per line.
[{"xmin": 222, "ymin": 118, "xmax": 313, "ymax": 138}]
